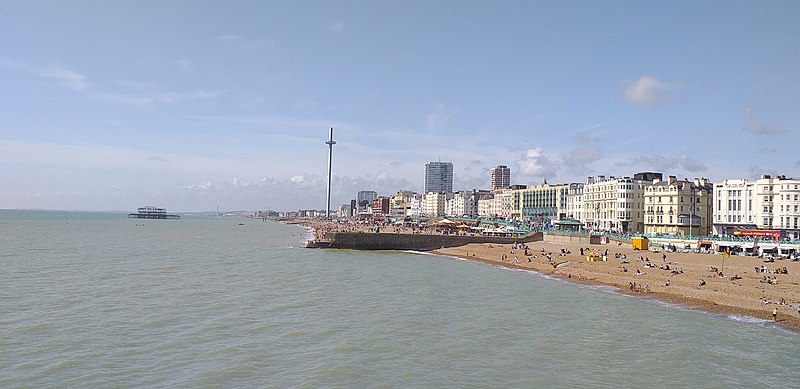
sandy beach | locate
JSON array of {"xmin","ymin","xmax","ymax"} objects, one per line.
[
  {"xmin": 293, "ymin": 220, "xmax": 800, "ymax": 331},
  {"xmin": 433, "ymin": 240, "xmax": 800, "ymax": 331}
]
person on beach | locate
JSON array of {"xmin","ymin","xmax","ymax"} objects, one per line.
[{"xmin": 773, "ymin": 307, "xmax": 778, "ymax": 322}]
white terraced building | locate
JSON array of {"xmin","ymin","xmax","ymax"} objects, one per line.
[
  {"xmin": 713, "ymin": 175, "xmax": 800, "ymax": 240},
  {"xmin": 565, "ymin": 183, "xmax": 584, "ymax": 221},
  {"xmin": 582, "ymin": 172, "xmax": 661, "ymax": 234}
]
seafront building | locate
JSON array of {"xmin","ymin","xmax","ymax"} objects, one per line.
[
  {"xmin": 510, "ymin": 183, "xmax": 569, "ymax": 227},
  {"xmin": 388, "ymin": 190, "xmax": 418, "ymax": 217},
  {"xmin": 477, "ymin": 189, "xmax": 514, "ymax": 218},
  {"xmin": 713, "ymin": 175, "xmax": 800, "ymax": 240},
  {"xmin": 424, "ymin": 161, "xmax": 454, "ymax": 194},
  {"xmin": 357, "ymin": 190, "xmax": 378, "ymax": 205},
  {"xmin": 643, "ymin": 176, "xmax": 713, "ymax": 236},
  {"xmin": 712, "ymin": 178, "xmax": 755, "ymax": 235},
  {"xmin": 490, "ymin": 165, "xmax": 511, "ymax": 190},
  {"xmin": 446, "ymin": 189, "xmax": 492, "ymax": 218},
  {"xmin": 325, "ymin": 164, "xmax": 800, "ymax": 242},
  {"xmin": 422, "ymin": 191, "xmax": 451, "ymax": 217},
  {"xmin": 565, "ymin": 183, "xmax": 584, "ymax": 221},
  {"xmin": 583, "ymin": 172, "xmax": 660, "ymax": 234}
]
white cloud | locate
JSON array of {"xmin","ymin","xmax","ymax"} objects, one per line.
[
  {"xmin": 99, "ymin": 90, "xmax": 222, "ymax": 106},
  {"xmin": 330, "ymin": 20, "xmax": 345, "ymax": 33},
  {"xmin": 0, "ymin": 57, "xmax": 29, "ymax": 71},
  {"xmin": 615, "ymin": 154, "xmax": 707, "ymax": 173},
  {"xmin": 41, "ymin": 67, "xmax": 88, "ymax": 91},
  {"xmin": 742, "ymin": 107, "xmax": 778, "ymax": 136},
  {"xmin": 560, "ymin": 130, "xmax": 603, "ymax": 175},
  {"xmin": 179, "ymin": 181, "xmax": 215, "ymax": 191},
  {"xmin": 516, "ymin": 148, "xmax": 559, "ymax": 179},
  {"xmin": 621, "ymin": 75, "xmax": 684, "ymax": 107}
]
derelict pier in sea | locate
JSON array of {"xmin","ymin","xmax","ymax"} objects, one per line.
[{"xmin": 128, "ymin": 206, "xmax": 180, "ymax": 220}]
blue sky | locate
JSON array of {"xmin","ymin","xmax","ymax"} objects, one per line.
[{"xmin": 1, "ymin": 1, "xmax": 798, "ymax": 212}]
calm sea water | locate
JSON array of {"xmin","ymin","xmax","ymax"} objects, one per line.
[{"xmin": 1, "ymin": 210, "xmax": 797, "ymax": 388}]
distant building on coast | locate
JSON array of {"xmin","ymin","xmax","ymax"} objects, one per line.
[
  {"xmin": 447, "ymin": 189, "xmax": 492, "ymax": 218},
  {"xmin": 355, "ymin": 190, "xmax": 378, "ymax": 216},
  {"xmin": 423, "ymin": 191, "xmax": 451, "ymax": 217},
  {"xmin": 357, "ymin": 190, "xmax": 378, "ymax": 205},
  {"xmin": 424, "ymin": 161, "xmax": 453, "ymax": 194},
  {"xmin": 490, "ymin": 165, "xmax": 511, "ymax": 190}
]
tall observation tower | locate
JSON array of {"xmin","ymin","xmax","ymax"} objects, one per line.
[{"xmin": 325, "ymin": 127, "xmax": 336, "ymax": 219}]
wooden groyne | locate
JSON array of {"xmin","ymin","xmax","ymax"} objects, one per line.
[{"xmin": 306, "ymin": 231, "xmax": 543, "ymax": 251}]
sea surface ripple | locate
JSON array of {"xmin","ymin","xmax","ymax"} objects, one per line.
[{"xmin": 1, "ymin": 210, "xmax": 798, "ymax": 388}]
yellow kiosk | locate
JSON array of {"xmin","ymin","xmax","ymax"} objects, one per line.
[{"xmin": 632, "ymin": 236, "xmax": 649, "ymax": 250}]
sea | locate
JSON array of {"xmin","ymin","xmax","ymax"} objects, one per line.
[{"xmin": 1, "ymin": 210, "xmax": 797, "ymax": 388}]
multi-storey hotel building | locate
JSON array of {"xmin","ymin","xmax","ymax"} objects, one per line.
[
  {"xmin": 565, "ymin": 183, "xmax": 584, "ymax": 221},
  {"xmin": 424, "ymin": 161, "xmax": 454, "ymax": 194},
  {"xmin": 477, "ymin": 189, "xmax": 514, "ymax": 219},
  {"xmin": 644, "ymin": 176, "xmax": 713, "ymax": 236},
  {"xmin": 583, "ymin": 172, "xmax": 660, "ymax": 234},
  {"xmin": 714, "ymin": 175, "xmax": 800, "ymax": 239},
  {"xmin": 510, "ymin": 183, "xmax": 569, "ymax": 227},
  {"xmin": 768, "ymin": 176, "xmax": 800, "ymax": 239},
  {"xmin": 490, "ymin": 165, "xmax": 511, "ymax": 190},
  {"xmin": 712, "ymin": 179, "xmax": 756, "ymax": 235}
]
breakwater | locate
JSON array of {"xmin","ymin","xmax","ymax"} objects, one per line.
[{"xmin": 306, "ymin": 231, "xmax": 543, "ymax": 251}]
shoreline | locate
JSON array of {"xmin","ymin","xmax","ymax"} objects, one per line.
[
  {"xmin": 432, "ymin": 241, "xmax": 800, "ymax": 332},
  {"xmin": 289, "ymin": 219, "xmax": 800, "ymax": 331}
]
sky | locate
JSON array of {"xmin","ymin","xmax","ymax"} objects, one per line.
[{"xmin": 1, "ymin": 1, "xmax": 798, "ymax": 212}]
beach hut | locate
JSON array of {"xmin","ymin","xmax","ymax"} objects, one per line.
[{"xmin": 632, "ymin": 236, "xmax": 649, "ymax": 250}]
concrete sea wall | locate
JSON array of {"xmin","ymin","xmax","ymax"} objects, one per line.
[{"xmin": 306, "ymin": 231, "xmax": 544, "ymax": 251}]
